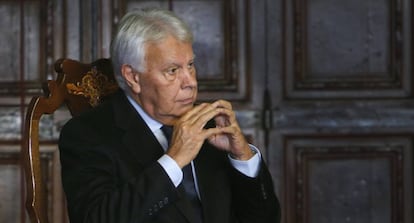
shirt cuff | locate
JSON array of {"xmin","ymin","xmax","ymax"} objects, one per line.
[
  {"xmin": 228, "ymin": 145, "xmax": 261, "ymax": 178},
  {"xmin": 157, "ymin": 154, "xmax": 183, "ymax": 187}
]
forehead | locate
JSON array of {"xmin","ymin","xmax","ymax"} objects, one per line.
[{"xmin": 145, "ymin": 36, "xmax": 194, "ymax": 65}]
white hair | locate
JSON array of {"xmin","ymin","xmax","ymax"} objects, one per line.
[{"xmin": 110, "ymin": 8, "xmax": 193, "ymax": 90}]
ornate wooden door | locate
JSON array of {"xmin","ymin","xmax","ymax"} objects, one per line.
[
  {"xmin": 0, "ymin": 0, "xmax": 412, "ymax": 222},
  {"xmin": 273, "ymin": 0, "xmax": 414, "ymax": 222}
]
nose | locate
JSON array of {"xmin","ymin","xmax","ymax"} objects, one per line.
[{"xmin": 181, "ymin": 67, "xmax": 197, "ymax": 89}]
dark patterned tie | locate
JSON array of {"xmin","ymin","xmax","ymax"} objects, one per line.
[{"xmin": 161, "ymin": 125, "xmax": 203, "ymax": 222}]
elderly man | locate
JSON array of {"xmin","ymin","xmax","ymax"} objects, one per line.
[{"xmin": 59, "ymin": 8, "xmax": 280, "ymax": 223}]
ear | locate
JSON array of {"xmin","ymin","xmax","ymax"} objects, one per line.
[{"xmin": 121, "ymin": 64, "xmax": 141, "ymax": 94}]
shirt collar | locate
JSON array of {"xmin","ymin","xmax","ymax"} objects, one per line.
[{"xmin": 126, "ymin": 94, "xmax": 163, "ymax": 133}]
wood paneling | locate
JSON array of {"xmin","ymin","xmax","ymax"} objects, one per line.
[
  {"xmin": 0, "ymin": 144, "xmax": 67, "ymax": 223},
  {"xmin": 284, "ymin": 136, "xmax": 412, "ymax": 223},
  {"xmin": 0, "ymin": 0, "xmax": 412, "ymax": 222},
  {"xmin": 284, "ymin": 0, "xmax": 412, "ymax": 99},
  {"xmin": 278, "ymin": 0, "xmax": 414, "ymax": 222},
  {"xmin": 0, "ymin": 146, "xmax": 23, "ymax": 222},
  {"xmin": 0, "ymin": 0, "xmax": 68, "ymax": 97}
]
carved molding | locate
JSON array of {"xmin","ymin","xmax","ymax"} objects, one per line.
[
  {"xmin": 66, "ymin": 67, "xmax": 118, "ymax": 107},
  {"xmin": 0, "ymin": 0, "xmax": 65, "ymax": 97},
  {"xmin": 284, "ymin": 136, "xmax": 411, "ymax": 223},
  {"xmin": 284, "ymin": 0, "xmax": 412, "ymax": 99}
]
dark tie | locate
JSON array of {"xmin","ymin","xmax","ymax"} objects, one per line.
[{"xmin": 161, "ymin": 125, "xmax": 203, "ymax": 222}]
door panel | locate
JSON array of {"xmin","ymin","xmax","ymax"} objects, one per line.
[
  {"xmin": 276, "ymin": 0, "xmax": 414, "ymax": 222},
  {"xmin": 284, "ymin": 0, "xmax": 411, "ymax": 99}
]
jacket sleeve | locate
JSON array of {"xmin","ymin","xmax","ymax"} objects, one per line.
[{"xmin": 230, "ymin": 159, "xmax": 281, "ymax": 223}]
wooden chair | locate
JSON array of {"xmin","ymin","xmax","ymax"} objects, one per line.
[{"xmin": 22, "ymin": 58, "xmax": 119, "ymax": 223}]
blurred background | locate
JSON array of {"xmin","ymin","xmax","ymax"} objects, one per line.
[{"xmin": 0, "ymin": 0, "xmax": 413, "ymax": 222}]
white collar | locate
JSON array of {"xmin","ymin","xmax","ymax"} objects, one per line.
[{"xmin": 126, "ymin": 95, "xmax": 163, "ymax": 133}]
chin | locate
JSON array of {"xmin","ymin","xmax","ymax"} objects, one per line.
[
  {"xmin": 182, "ymin": 104, "xmax": 194, "ymax": 112},
  {"xmin": 173, "ymin": 104, "xmax": 191, "ymax": 115}
]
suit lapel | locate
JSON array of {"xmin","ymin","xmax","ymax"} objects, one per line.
[{"xmin": 111, "ymin": 91, "xmax": 164, "ymax": 167}]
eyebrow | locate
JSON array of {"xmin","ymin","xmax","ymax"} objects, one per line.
[{"xmin": 162, "ymin": 56, "xmax": 196, "ymax": 68}]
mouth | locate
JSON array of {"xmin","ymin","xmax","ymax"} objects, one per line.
[{"xmin": 178, "ymin": 98, "xmax": 195, "ymax": 105}]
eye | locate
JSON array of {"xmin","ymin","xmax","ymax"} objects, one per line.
[
  {"xmin": 166, "ymin": 67, "xmax": 179, "ymax": 75},
  {"xmin": 187, "ymin": 61, "xmax": 195, "ymax": 70}
]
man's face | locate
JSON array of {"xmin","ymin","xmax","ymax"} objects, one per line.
[{"xmin": 135, "ymin": 35, "xmax": 197, "ymax": 125}]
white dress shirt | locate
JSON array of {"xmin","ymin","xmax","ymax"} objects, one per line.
[{"xmin": 126, "ymin": 96, "xmax": 262, "ymax": 193}]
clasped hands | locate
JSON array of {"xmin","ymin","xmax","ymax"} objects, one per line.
[{"xmin": 166, "ymin": 100, "xmax": 254, "ymax": 168}]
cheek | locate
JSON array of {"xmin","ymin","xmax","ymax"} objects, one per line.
[
  {"xmin": 156, "ymin": 85, "xmax": 180, "ymax": 102},
  {"xmin": 140, "ymin": 76, "xmax": 184, "ymax": 111}
]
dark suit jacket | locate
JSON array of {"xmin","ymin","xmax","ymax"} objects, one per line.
[{"xmin": 58, "ymin": 90, "xmax": 280, "ymax": 223}]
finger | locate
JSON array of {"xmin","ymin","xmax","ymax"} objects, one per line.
[
  {"xmin": 203, "ymin": 124, "xmax": 238, "ymax": 138},
  {"xmin": 179, "ymin": 103, "xmax": 210, "ymax": 122},
  {"xmin": 185, "ymin": 103, "xmax": 218, "ymax": 125},
  {"xmin": 213, "ymin": 108, "xmax": 238, "ymax": 128},
  {"xmin": 211, "ymin": 99, "xmax": 232, "ymax": 110},
  {"xmin": 189, "ymin": 106, "xmax": 228, "ymax": 129},
  {"xmin": 181, "ymin": 100, "xmax": 232, "ymax": 125},
  {"xmin": 180, "ymin": 103, "xmax": 226, "ymax": 129},
  {"xmin": 173, "ymin": 103, "xmax": 213, "ymax": 132}
]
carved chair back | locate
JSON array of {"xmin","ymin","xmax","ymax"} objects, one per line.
[{"xmin": 22, "ymin": 58, "xmax": 118, "ymax": 223}]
